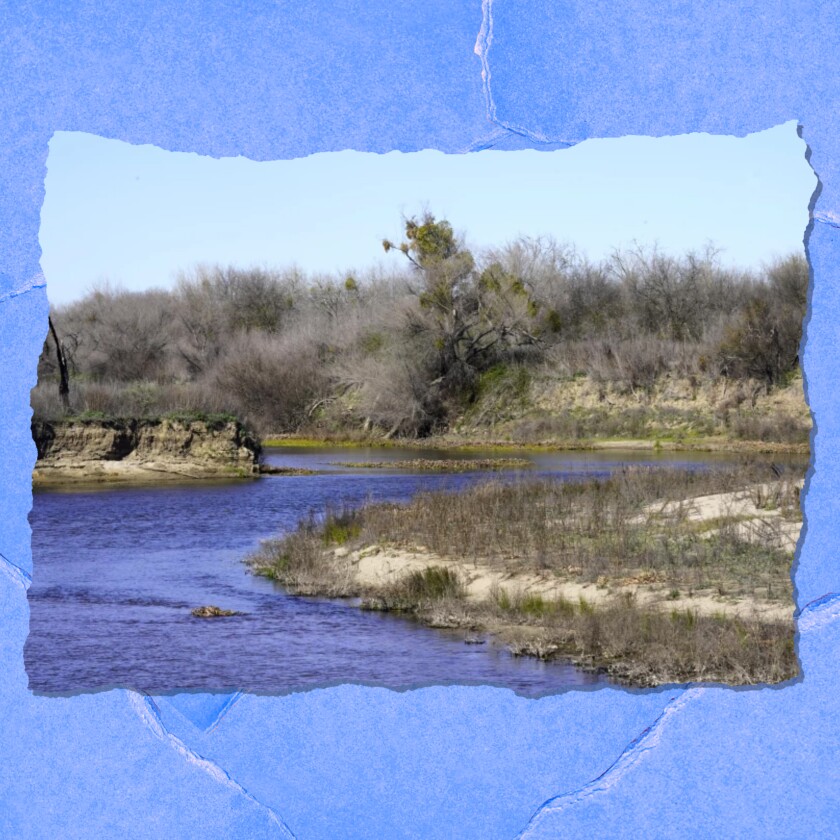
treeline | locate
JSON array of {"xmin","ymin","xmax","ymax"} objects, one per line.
[{"xmin": 33, "ymin": 214, "xmax": 808, "ymax": 438}]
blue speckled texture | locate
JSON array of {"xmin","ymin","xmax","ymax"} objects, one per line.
[{"xmin": 1, "ymin": 3, "xmax": 837, "ymax": 837}]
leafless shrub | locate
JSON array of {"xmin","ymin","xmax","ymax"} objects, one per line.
[
  {"xmin": 609, "ymin": 244, "xmax": 752, "ymax": 343},
  {"xmin": 730, "ymin": 411, "xmax": 810, "ymax": 444},
  {"xmin": 500, "ymin": 598, "xmax": 795, "ymax": 685},
  {"xmin": 33, "ymin": 238, "xmax": 808, "ymax": 442},
  {"xmin": 209, "ymin": 331, "xmax": 327, "ymax": 434},
  {"xmin": 714, "ymin": 255, "xmax": 808, "ymax": 388},
  {"xmin": 53, "ymin": 284, "xmax": 176, "ymax": 383}
]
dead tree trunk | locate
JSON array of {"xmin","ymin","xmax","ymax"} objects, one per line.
[{"xmin": 47, "ymin": 315, "xmax": 70, "ymax": 411}]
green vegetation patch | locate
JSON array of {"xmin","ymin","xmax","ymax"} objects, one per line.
[
  {"xmin": 321, "ymin": 511, "xmax": 362, "ymax": 545},
  {"xmin": 399, "ymin": 566, "xmax": 464, "ymax": 601}
]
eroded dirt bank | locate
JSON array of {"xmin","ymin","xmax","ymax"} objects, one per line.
[
  {"xmin": 32, "ymin": 416, "xmax": 260, "ymax": 485},
  {"xmin": 272, "ymin": 372, "xmax": 811, "ymax": 455}
]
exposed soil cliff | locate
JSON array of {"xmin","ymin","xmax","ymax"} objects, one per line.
[
  {"xmin": 444, "ymin": 370, "xmax": 809, "ymax": 448},
  {"xmin": 32, "ymin": 416, "xmax": 260, "ymax": 485}
]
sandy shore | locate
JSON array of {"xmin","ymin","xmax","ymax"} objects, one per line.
[
  {"xmin": 250, "ymin": 470, "xmax": 801, "ymax": 684},
  {"xmin": 330, "ymin": 482, "xmax": 801, "ymax": 624}
]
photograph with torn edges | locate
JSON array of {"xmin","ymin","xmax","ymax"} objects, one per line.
[{"xmin": 25, "ymin": 125, "xmax": 812, "ymax": 692}]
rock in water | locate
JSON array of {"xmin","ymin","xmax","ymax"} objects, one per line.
[{"xmin": 191, "ymin": 605, "xmax": 240, "ymax": 618}]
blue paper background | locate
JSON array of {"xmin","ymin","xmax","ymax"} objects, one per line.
[{"xmin": 1, "ymin": 2, "xmax": 837, "ymax": 837}]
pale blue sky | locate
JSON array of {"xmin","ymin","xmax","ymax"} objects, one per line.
[{"xmin": 40, "ymin": 122, "xmax": 815, "ymax": 304}]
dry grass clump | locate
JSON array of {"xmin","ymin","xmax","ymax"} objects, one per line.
[
  {"xmin": 505, "ymin": 405, "xmax": 720, "ymax": 444},
  {"xmin": 394, "ymin": 566, "xmax": 464, "ymax": 602},
  {"xmin": 328, "ymin": 466, "xmax": 799, "ymax": 596},
  {"xmin": 749, "ymin": 477, "xmax": 802, "ymax": 516},
  {"xmin": 729, "ymin": 411, "xmax": 810, "ymax": 445},
  {"xmin": 361, "ymin": 567, "xmax": 467, "ymax": 613},
  {"xmin": 31, "ymin": 380, "xmax": 229, "ymax": 422},
  {"xmin": 487, "ymin": 591, "xmax": 796, "ymax": 685},
  {"xmin": 249, "ymin": 527, "xmax": 353, "ymax": 597},
  {"xmin": 248, "ymin": 464, "xmax": 802, "ymax": 685}
]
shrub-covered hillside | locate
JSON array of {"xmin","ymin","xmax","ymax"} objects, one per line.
[{"xmin": 34, "ymin": 214, "xmax": 809, "ymax": 444}]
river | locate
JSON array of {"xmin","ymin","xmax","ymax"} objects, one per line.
[{"xmin": 25, "ymin": 445, "xmax": 795, "ymax": 696}]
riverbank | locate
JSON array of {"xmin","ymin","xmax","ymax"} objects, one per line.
[
  {"xmin": 249, "ymin": 466, "xmax": 801, "ymax": 686},
  {"xmin": 265, "ymin": 433, "xmax": 809, "ymax": 456},
  {"xmin": 266, "ymin": 371, "xmax": 810, "ymax": 455},
  {"xmin": 30, "ymin": 370, "xmax": 809, "ymax": 488},
  {"xmin": 32, "ymin": 415, "xmax": 260, "ymax": 486}
]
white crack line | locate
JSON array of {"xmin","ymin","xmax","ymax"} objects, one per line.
[
  {"xmin": 474, "ymin": 0, "xmax": 498, "ymax": 127},
  {"xmin": 515, "ymin": 687, "xmax": 705, "ymax": 839},
  {"xmin": 0, "ymin": 551, "xmax": 31, "ymax": 590},
  {"xmin": 473, "ymin": 0, "xmax": 576, "ymax": 145},
  {"xmin": 0, "ymin": 272, "xmax": 46, "ymax": 305},
  {"xmin": 461, "ymin": 127, "xmax": 515, "ymax": 153},
  {"xmin": 128, "ymin": 692, "xmax": 296, "ymax": 838},
  {"xmin": 797, "ymin": 591, "xmax": 840, "ymax": 633},
  {"xmin": 812, "ymin": 210, "xmax": 840, "ymax": 229},
  {"xmin": 514, "ymin": 593, "xmax": 840, "ymax": 837},
  {"xmin": 204, "ymin": 690, "xmax": 246, "ymax": 734}
]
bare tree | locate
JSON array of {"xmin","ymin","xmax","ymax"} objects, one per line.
[
  {"xmin": 382, "ymin": 213, "xmax": 545, "ymax": 423},
  {"xmin": 47, "ymin": 315, "xmax": 70, "ymax": 410}
]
